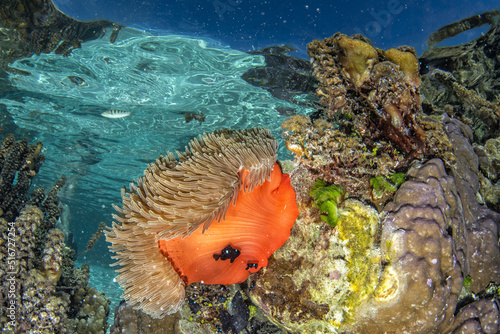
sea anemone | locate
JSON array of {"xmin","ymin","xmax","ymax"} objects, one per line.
[{"xmin": 106, "ymin": 128, "xmax": 299, "ymax": 318}]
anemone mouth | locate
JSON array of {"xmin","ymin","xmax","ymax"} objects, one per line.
[{"xmin": 105, "ymin": 127, "xmax": 298, "ymax": 318}]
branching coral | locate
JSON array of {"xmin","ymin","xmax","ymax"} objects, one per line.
[
  {"xmin": 0, "ymin": 133, "xmax": 111, "ymax": 333},
  {"xmin": 0, "ymin": 134, "xmax": 44, "ymax": 221}
]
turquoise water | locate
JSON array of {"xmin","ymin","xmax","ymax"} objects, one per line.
[{"xmin": 2, "ymin": 27, "xmax": 312, "ymax": 268}]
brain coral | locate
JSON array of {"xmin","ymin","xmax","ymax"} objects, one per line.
[{"xmin": 106, "ymin": 128, "xmax": 299, "ymax": 318}]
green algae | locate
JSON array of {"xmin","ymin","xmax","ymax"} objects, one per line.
[
  {"xmin": 309, "ymin": 179, "xmax": 345, "ymax": 227},
  {"xmin": 370, "ymin": 173, "xmax": 406, "ymax": 199}
]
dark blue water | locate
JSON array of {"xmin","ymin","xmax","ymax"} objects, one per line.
[{"xmin": 52, "ymin": 0, "xmax": 497, "ymax": 58}]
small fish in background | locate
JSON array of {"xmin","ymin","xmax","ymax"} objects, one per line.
[
  {"xmin": 184, "ymin": 112, "xmax": 206, "ymax": 124},
  {"xmin": 101, "ymin": 109, "xmax": 132, "ymax": 118}
]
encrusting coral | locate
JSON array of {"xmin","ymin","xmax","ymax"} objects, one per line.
[
  {"xmin": 0, "ymin": 133, "xmax": 111, "ymax": 333},
  {"xmin": 106, "ymin": 127, "xmax": 299, "ymax": 319},
  {"xmin": 0, "ymin": 133, "xmax": 44, "ymax": 221}
]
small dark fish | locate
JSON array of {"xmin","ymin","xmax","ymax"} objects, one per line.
[
  {"xmin": 213, "ymin": 245, "xmax": 241, "ymax": 263},
  {"xmin": 68, "ymin": 76, "xmax": 86, "ymax": 86},
  {"xmin": 101, "ymin": 109, "xmax": 132, "ymax": 118},
  {"xmin": 184, "ymin": 112, "xmax": 206, "ymax": 124}
]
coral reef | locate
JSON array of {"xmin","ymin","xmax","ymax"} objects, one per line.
[
  {"xmin": 0, "ymin": 133, "xmax": 110, "ymax": 333},
  {"xmin": 352, "ymin": 159, "xmax": 464, "ymax": 333},
  {"xmin": 109, "ymin": 283, "xmax": 284, "ymax": 334},
  {"xmin": 448, "ymin": 298, "xmax": 500, "ymax": 333},
  {"xmin": 0, "ymin": 134, "xmax": 44, "ymax": 221},
  {"xmin": 249, "ymin": 152, "xmax": 498, "ymax": 333},
  {"xmin": 307, "ymin": 33, "xmax": 426, "ymax": 158},
  {"xmin": 444, "ymin": 116, "xmax": 500, "ymax": 293},
  {"xmin": 248, "ymin": 31, "xmax": 500, "ymax": 333},
  {"xmin": 248, "ymin": 195, "xmax": 381, "ymax": 332},
  {"xmin": 281, "ymin": 112, "xmax": 451, "ymax": 210}
]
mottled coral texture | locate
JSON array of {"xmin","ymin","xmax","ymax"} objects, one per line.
[
  {"xmin": 353, "ymin": 159, "xmax": 464, "ymax": 333},
  {"xmin": 347, "ymin": 118, "xmax": 499, "ymax": 333},
  {"xmin": 444, "ymin": 116, "xmax": 500, "ymax": 293},
  {"xmin": 0, "ymin": 134, "xmax": 110, "ymax": 333}
]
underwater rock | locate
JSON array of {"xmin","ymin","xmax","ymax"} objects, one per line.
[
  {"xmin": 420, "ymin": 20, "xmax": 500, "ymax": 143},
  {"xmin": 307, "ymin": 33, "xmax": 426, "ymax": 159},
  {"xmin": 242, "ymin": 45, "xmax": 318, "ymax": 107},
  {"xmin": 0, "ymin": 0, "xmax": 121, "ymax": 71}
]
